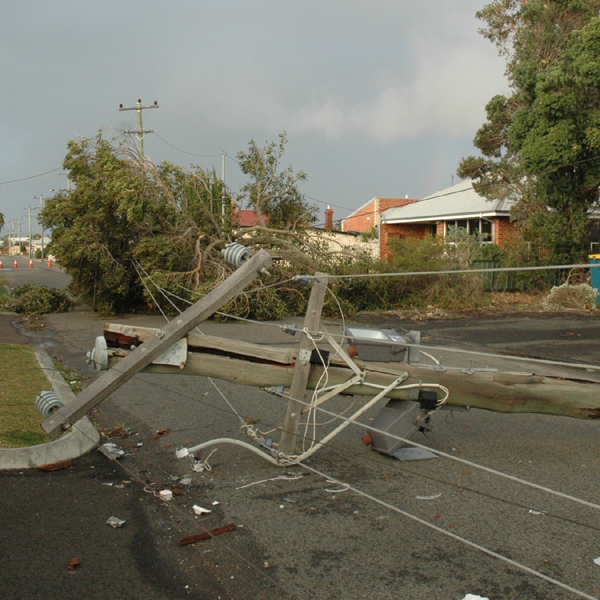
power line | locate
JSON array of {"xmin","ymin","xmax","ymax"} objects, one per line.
[{"xmin": 0, "ymin": 167, "xmax": 61, "ymax": 185}]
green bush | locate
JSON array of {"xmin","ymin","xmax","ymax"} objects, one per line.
[{"xmin": 3, "ymin": 284, "xmax": 71, "ymax": 315}]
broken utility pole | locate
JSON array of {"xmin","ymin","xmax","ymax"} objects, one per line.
[{"xmin": 42, "ymin": 250, "xmax": 272, "ymax": 440}]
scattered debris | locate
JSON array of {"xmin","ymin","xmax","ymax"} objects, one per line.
[
  {"xmin": 176, "ymin": 448, "xmax": 190, "ymax": 459},
  {"xmin": 67, "ymin": 558, "xmax": 81, "ymax": 570},
  {"xmin": 159, "ymin": 490, "xmax": 173, "ymax": 501},
  {"xmin": 211, "ymin": 500, "xmax": 220, "ymax": 506},
  {"xmin": 179, "ymin": 524, "xmax": 237, "ymax": 546},
  {"xmin": 392, "ymin": 448, "xmax": 438, "ymax": 461},
  {"xmin": 416, "ymin": 493, "xmax": 443, "ymax": 500},
  {"xmin": 98, "ymin": 443, "xmax": 125, "ymax": 460},
  {"xmin": 235, "ymin": 474, "xmax": 305, "ymax": 490},
  {"xmin": 263, "ymin": 561, "xmax": 270, "ymax": 569},
  {"xmin": 152, "ymin": 428, "xmax": 169, "ymax": 441},
  {"xmin": 39, "ymin": 460, "xmax": 73, "ymax": 472},
  {"xmin": 180, "ymin": 477, "xmax": 192, "ymax": 486},
  {"xmin": 528, "ymin": 509, "xmax": 546, "ymax": 516},
  {"xmin": 283, "ymin": 497, "xmax": 295, "ymax": 504},
  {"xmin": 461, "ymin": 595, "xmax": 489, "ymax": 600},
  {"xmin": 192, "ymin": 448, "xmax": 218, "ymax": 473},
  {"xmin": 104, "ymin": 425, "xmax": 133, "ymax": 438},
  {"xmin": 106, "ymin": 516, "xmax": 126, "ymax": 528},
  {"xmin": 193, "ymin": 505, "xmax": 211, "ymax": 515}
]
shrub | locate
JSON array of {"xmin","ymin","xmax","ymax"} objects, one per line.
[
  {"xmin": 3, "ymin": 284, "xmax": 71, "ymax": 315},
  {"xmin": 542, "ymin": 283, "xmax": 598, "ymax": 311}
]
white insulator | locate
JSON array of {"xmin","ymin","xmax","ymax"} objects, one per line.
[
  {"xmin": 221, "ymin": 243, "xmax": 251, "ymax": 268},
  {"xmin": 36, "ymin": 391, "xmax": 65, "ymax": 419}
]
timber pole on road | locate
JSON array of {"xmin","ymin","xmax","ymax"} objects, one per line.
[{"xmin": 42, "ymin": 250, "xmax": 272, "ymax": 440}]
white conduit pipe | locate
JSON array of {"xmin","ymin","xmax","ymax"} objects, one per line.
[
  {"xmin": 289, "ymin": 374, "xmax": 408, "ymax": 463},
  {"xmin": 185, "ymin": 438, "xmax": 281, "ymax": 466}
]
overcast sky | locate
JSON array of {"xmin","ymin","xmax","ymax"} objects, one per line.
[{"xmin": 0, "ymin": 1, "xmax": 508, "ymax": 234}]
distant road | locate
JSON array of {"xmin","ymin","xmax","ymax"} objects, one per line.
[{"xmin": 0, "ymin": 255, "xmax": 71, "ymax": 290}]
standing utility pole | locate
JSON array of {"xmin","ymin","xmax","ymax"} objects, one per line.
[
  {"xmin": 119, "ymin": 99, "xmax": 159, "ymax": 157},
  {"xmin": 17, "ymin": 217, "xmax": 23, "ymax": 255},
  {"xmin": 34, "ymin": 195, "xmax": 45, "ymax": 260}
]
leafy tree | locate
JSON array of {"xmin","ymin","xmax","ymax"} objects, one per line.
[
  {"xmin": 40, "ymin": 133, "xmax": 335, "ymax": 315},
  {"xmin": 458, "ymin": 0, "xmax": 600, "ymax": 262},
  {"xmin": 0, "ymin": 212, "xmax": 4, "ymax": 233},
  {"xmin": 41, "ymin": 135, "xmax": 229, "ymax": 314}
]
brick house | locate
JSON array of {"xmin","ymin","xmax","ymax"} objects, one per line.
[
  {"xmin": 341, "ymin": 196, "xmax": 419, "ymax": 233},
  {"xmin": 379, "ymin": 180, "xmax": 518, "ymax": 259}
]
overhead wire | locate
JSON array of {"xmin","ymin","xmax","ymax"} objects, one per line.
[
  {"xmin": 54, "ymin": 260, "xmax": 301, "ymax": 598},
  {"xmin": 62, "ymin": 299, "xmax": 600, "ymax": 600},
  {"xmin": 36, "ymin": 255, "xmax": 598, "ymax": 598},
  {"xmin": 106, "ymin": 357, "xmax": 600, "ymax": 599}
]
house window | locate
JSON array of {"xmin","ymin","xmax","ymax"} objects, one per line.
[{"xmin": 445, "ymin": 219, "xmax": 492, "ymax": 242}]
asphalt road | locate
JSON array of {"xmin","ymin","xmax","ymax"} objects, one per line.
[
  {"xmin": 0, "ymin": 255, "xmax": 70, "ymax": 291},
  {"xmin": 2, "ymin": 264, "xmax": 600, "ymax": 600}
]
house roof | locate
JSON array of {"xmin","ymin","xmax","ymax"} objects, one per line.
[
  {"xmin": 381, "ymin": 180, "xmax": 513, "ymax": 224},
  {"xmin": 233, "ymin": 210, "xmax": 266, "ymax": 227},
  {"xmin": 342, "ymin": 197, "xmax": 415, "ymax": 221}
]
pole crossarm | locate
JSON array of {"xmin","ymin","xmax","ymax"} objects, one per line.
[
  {"xmin": 42, "ymin": 250, "xmax": 272, "ymax": 439},
  {"xmin": 278, "ymin": 272, "xmax": 329, "ymax": 455}
]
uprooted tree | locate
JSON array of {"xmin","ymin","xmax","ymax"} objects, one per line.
[
  {"xmin": 458, "ymin": 0, "xmax": 600, "ymax": 263},
  {"xmin": 40, "ymin": 133, "xmax": 371, "ymax": 316}
]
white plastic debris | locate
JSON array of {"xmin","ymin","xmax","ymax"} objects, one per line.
[
  {"xmin": 416, "ymin": 493, "xmax": 443, "ymax": 500},
  {"xmin": 99, "ymin": 443, "xmax": 125, "ymax": 460},
  {"xmin": 193, "ymin": 505, "xmax": 211, "ymax": 515},
  {"xmin": 594, "ymin": 557, "xmax": 600, "ymax": 566},
  {"xmin": 461, "ymin": 595, "xmax": 489, "ymax": 600},
  {"xmin": 159, "ymin": 490, "xmax": 173, "ymax": 501},
  {"xmin": 212, "ymin": 500, "xmax": 220, "ymax": 506},
  {"xmin": 106, "ymin": 516, "xmax": 125, "ymax": 528},
  {"xmin": 180, "ymin": 478, "xmax": 192, "ymax": 486},
  {"xmin": 176, "ymin": 448, "xmax": 190, "ymax": 459},
  {"xmin": 528, "ymin": 509, "xmax": 545, "ymax": 515}
]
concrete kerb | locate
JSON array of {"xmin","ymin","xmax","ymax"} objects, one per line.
[{"xmin": 0, "ymin": 348, "xmax": 100, "ymax": 470}]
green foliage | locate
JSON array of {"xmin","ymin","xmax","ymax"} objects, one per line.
[
  {"xmin": 41, "ymin": 135, "xmax": 230, "ymax": 314},
  {"xmin": 237, "ymin": 133, "xmax": 317, "ymax": 231},
  {"xmin": 4, "ymin": 284, "xmax": 71, "ymax": 315},
  {"xmin": 459, "ymin": 0, "xmax": 600, "ymax": 263},
  {"xmin": 359, "ymin": 227, "xmax": 378, "ymax": 242}
]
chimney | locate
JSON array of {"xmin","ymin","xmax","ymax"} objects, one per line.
[{"xmin": 325, "ymin": 205, "xmax": 334, "ymax": 230}]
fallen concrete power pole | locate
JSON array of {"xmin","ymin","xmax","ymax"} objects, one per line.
[{"xmin": 102, "ymin": 323, "xmax": 600, "ymax": 421}]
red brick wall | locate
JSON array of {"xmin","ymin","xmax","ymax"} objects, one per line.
[
  {"xmin": 343, "ymin": 200, "xmax": 378, "ymax": 233},
  {"xmin": 493, "ymin": 218, "xmax": 519, "ymax": 245},
  {"xmin": 342, "ymin": 198, "xmax": 419, "ymax": 233},
  {"xmin": 380, "ymin": 222, "xmax": 431, "ymax": 259}
]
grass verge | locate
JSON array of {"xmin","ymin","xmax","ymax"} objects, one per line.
[{"xmin": 0, "ymin": 344, "xmax": 52, "ymax": 448}]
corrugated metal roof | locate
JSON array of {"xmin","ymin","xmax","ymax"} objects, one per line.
[{"xmin": 381, "ymin": 180, "xmax": 513, "ymax": 223}]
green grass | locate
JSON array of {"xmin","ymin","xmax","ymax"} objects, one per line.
[{"xmin": 0, "ymin": 344, "xmax": 52, "ymax": 448}]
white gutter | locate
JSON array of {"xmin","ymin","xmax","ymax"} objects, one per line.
[{"xmin": 384, "ymin": 212, "xmax": 510, "ymax": 225}]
